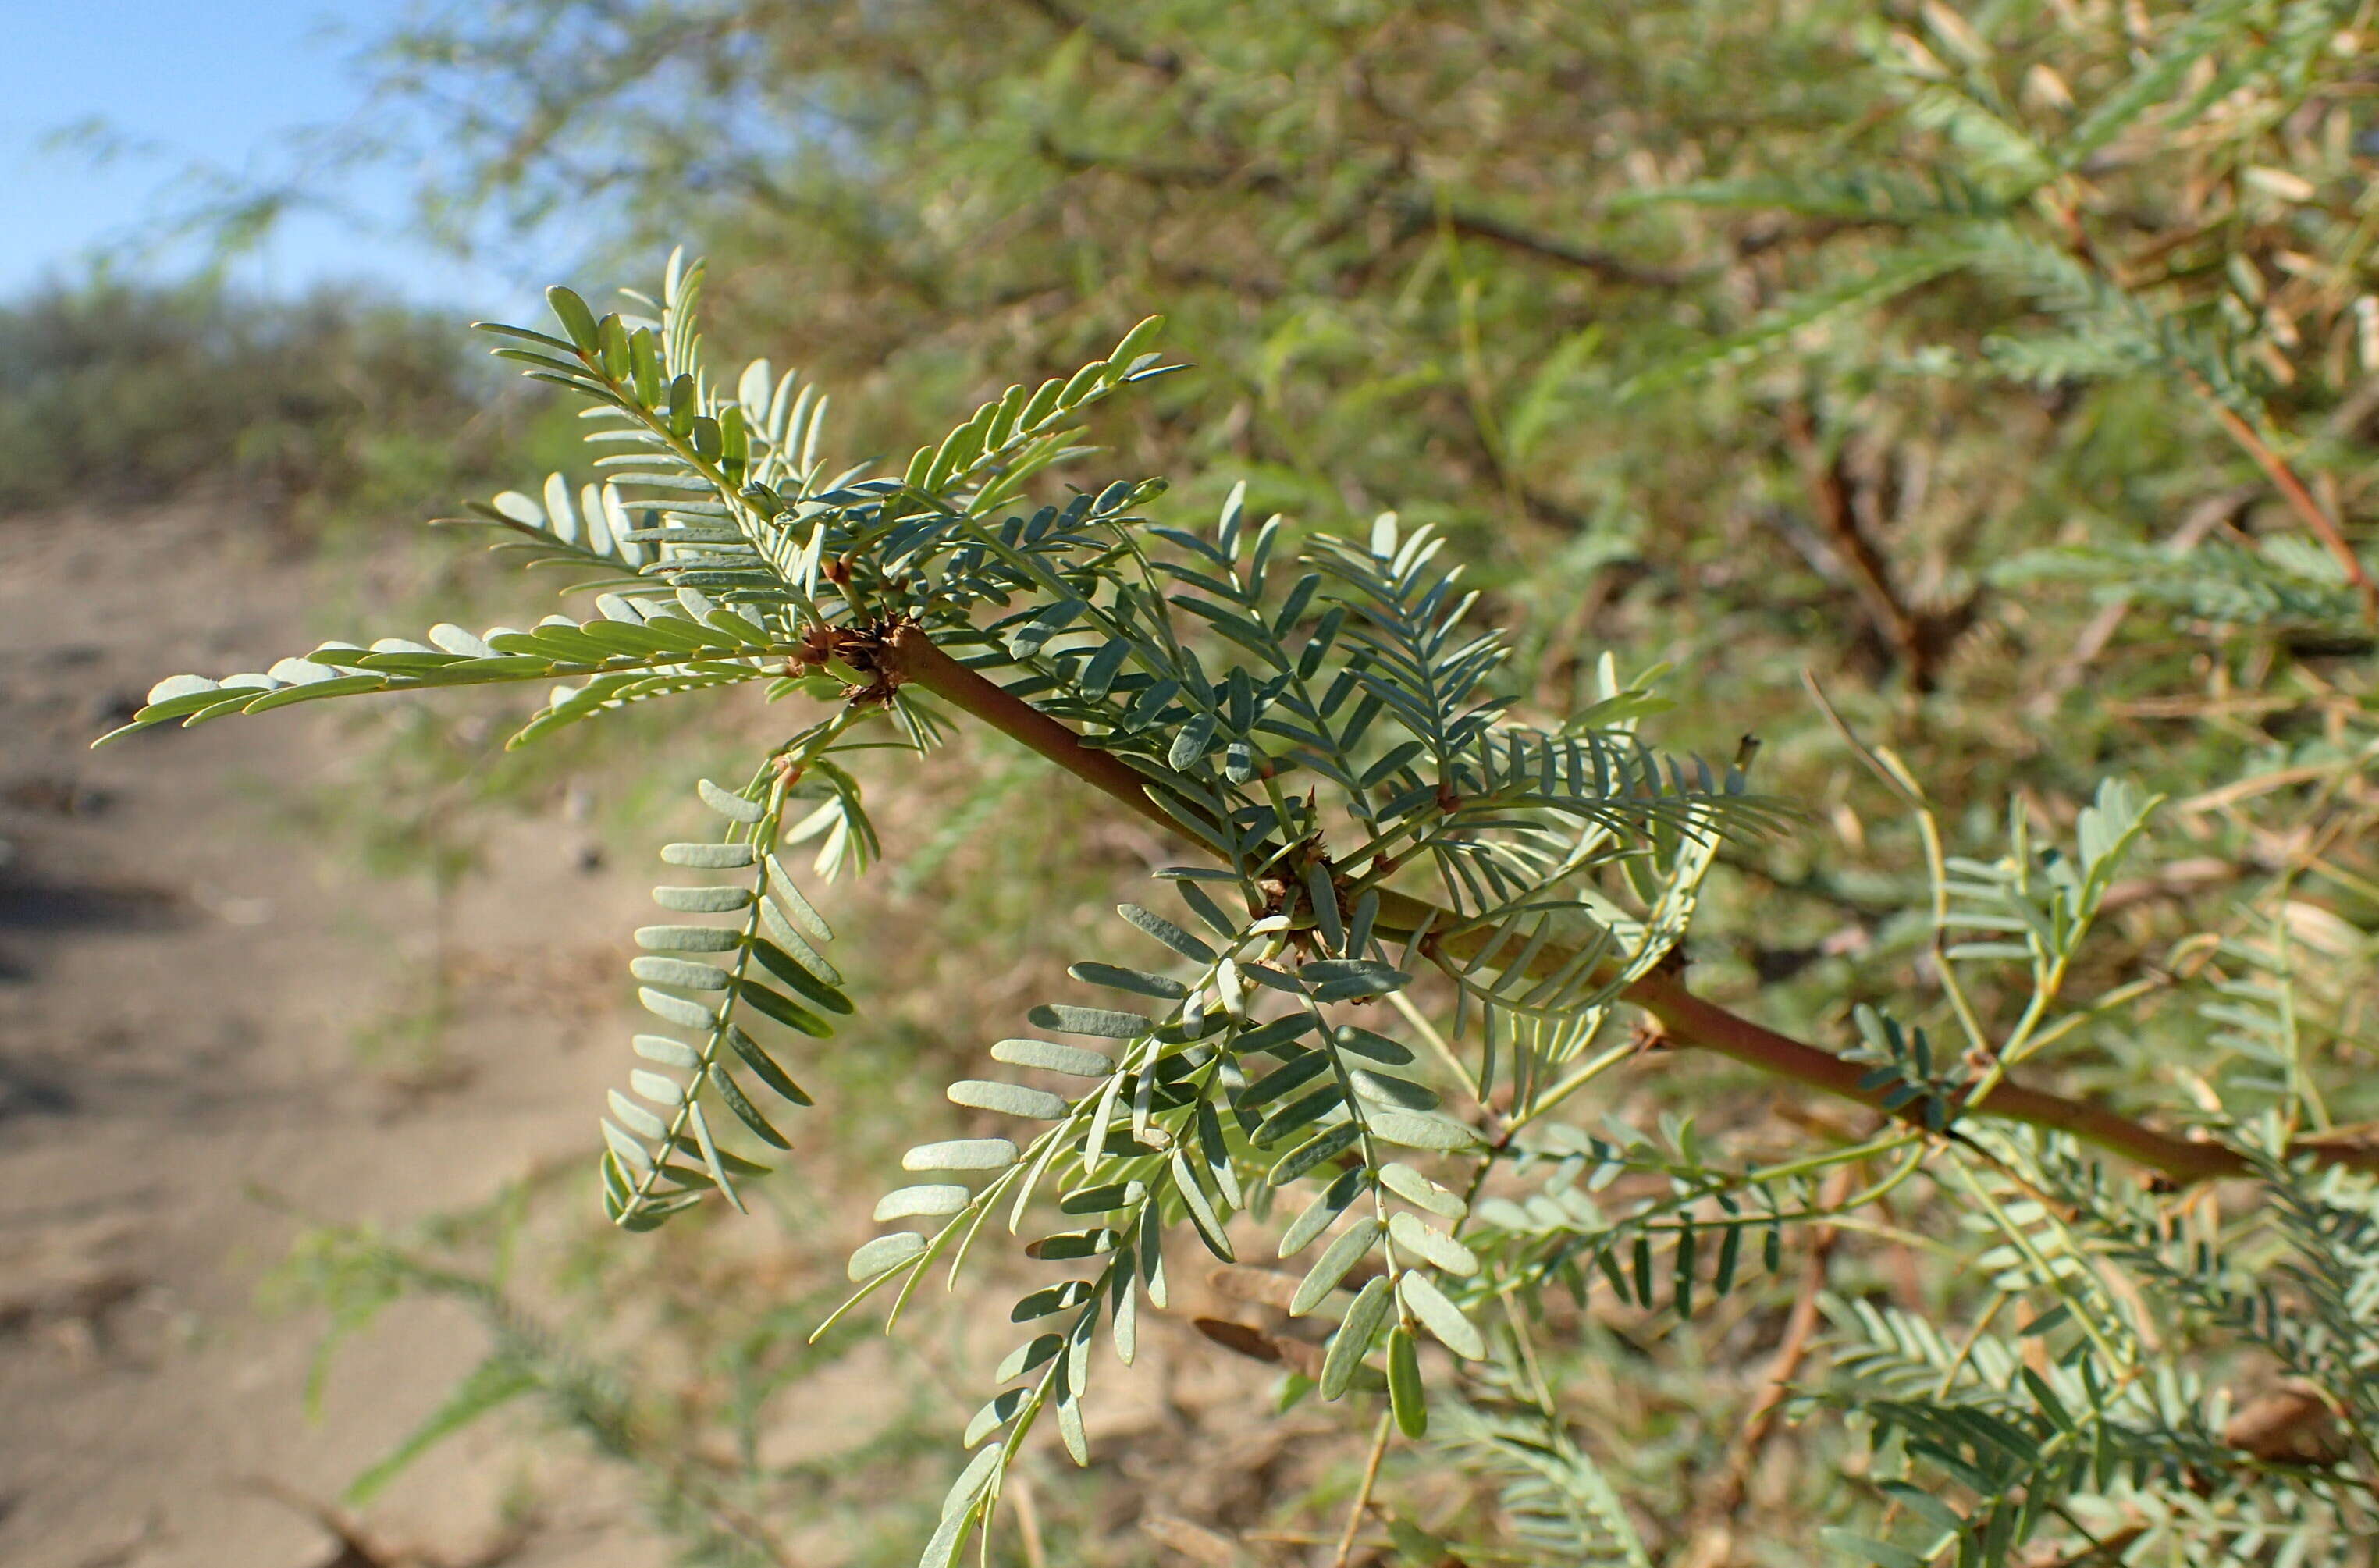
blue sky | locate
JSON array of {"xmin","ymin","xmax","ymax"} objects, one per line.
[{"xmin": 1, "ymin": 0, "xmax": 538, "ymax": 312}]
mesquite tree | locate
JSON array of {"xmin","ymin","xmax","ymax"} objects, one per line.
[{"xmin": 101, "ymin": 253, "xmax": 2379, "ymax": 1567}]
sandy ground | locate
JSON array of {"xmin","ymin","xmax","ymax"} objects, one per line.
[
  {"xmin": 0, "ymin": 504, "xmax": 663, "ymax": 1567},
  {"xmin": 0, "ymin": 503, "xmax": 1367, "ymax": 1568}
]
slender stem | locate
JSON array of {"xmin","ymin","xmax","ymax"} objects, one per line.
[
  {"xmin": 1949, "ymin": 1155, "xmax": 2130, "ymax": 1369},
  {"xmin": 1334, "ymin": 1410, "xmax": 1396, "ymax": 1568},
  {"xmin": 2194, "ymin": 386, "xmax": 2378, "ymax": 620},
  {"xmin": 1803, "ymin": 681, "xmax": 1992, "ymax": 1054},
  {"xmin": 880, "ymin": 624, "xmax": 2372, "ymax": 1186},
  {"xmin": 1008, "ymin": 1471, "xmax": 1049, "ymax": 1568},
  {"xmin": 1386, "ymin": 987, "xmax": 1483, "ymax": 1108},
  {"xmin": 1933, "ymin": 1291, "xmax": 2011, "ymax": 1399},
  {"xmin": 1500, "ymin": 1034, "xmax": 1636, "ymax": 1136},
  {"xmin": 2007, "ymin": 973, "xmax": 2168, "ymax": 1065},
  {"xmin": 2036, "ymin": 191, "xmax": 2374, "ymax": 621},
  {"xmin": 887, "ymin": 624, "xmax": 1193, "ymax": 841},
  {"xmin": 1300, "ymin": 990, "xmax": 1407, "ymax": 1306}
]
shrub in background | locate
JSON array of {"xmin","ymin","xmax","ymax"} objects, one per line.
[{"xmin": 0, "ymin": 274, "xmax": 557, "ymax": 527}]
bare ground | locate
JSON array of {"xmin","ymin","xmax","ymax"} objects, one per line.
[
  {"xmin": 0, "ymin": 503, "xmax": 1371, "ymax": 1568},
  {"xmin": 0, "ymin": 504, "xmax": 664, "ymax": 1567}
]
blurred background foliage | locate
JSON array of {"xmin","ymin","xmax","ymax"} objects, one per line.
[
  {"xmin": 194, "ymin": 0, "xmax": 2379, "ymax": 1034},
  {"xmin": 14, "ymin": 0, "xmax": 2379, "ymax": 1563},
  {"xmin": 0, "ymin": 274, "xmax": 578, "ymax": 526}
]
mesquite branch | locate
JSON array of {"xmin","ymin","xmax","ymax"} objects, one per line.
[{"xmin": 882, "ymin": 624, "xmax": 2364, "ymax": 1187}]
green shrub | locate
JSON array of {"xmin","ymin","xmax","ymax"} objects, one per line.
[{"xmin": 0, "ymin": 275, "xmax": 550, "ymax": 524}]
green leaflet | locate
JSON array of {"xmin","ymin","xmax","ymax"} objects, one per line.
[
  {"xmin": 546, "ymin": 284, "xmax": 599, "ymax": 347},
  {"xmin": 652, "ymin": 884, "xmax": 752, "ymax": 913},
  {"xmin": 990, "ymin": 1038, "xmax": 1114, "ymax": 1076},
  {"xmin": 1330, "ymin": 1026, "xmax": 1415, "ymax": 1065},
  {"xmin": 1068, "ymin": 961, "xmax": 1190, "ymax": 1000},
  {"xmin": 1350, "ymin": 1067, "xmax": 1440, "ymax": 1111},
  {"xmin": 94, "ymin": 609, "xmax": 792, "ymax": 748},
  {"xmin": 708, "ymin": 1068, "xmax": 791, "ymax": 1149},
  {"xmin": 1109, "ymin": 1254, "xmax": 1139, "ymax": 1366},
  {"xmin": 630, "ymin": 955, "xmax": 730, "ymax": 990},
  {"xmin": 849, "ymin": 1232, "xmax": 927, "ymax": 1282},
  {"xmin": 942, "ymin": 1442, "xmax": 1004, "ymax": 1518},
  {"xmin": 1239, "ymin": 1050, "xmax": 1332, "ymax": 1109},
  {"xmin": 1171, "ymin": 880, "xmax": 1241, "ymax": 940},
  {"xmin": 756, "ymin": 898, "xmax": 842, "ymax": 987},
  {"xmin": 1368, "ymin": 1110, "xmax": 1483, "ymax": 1151},
  {"xmin": 1234, "ymin": 1013, "xmax": 1321, "ymax": 1056},
  {"xmin": 1254, "ymin": 1084, "xmax": 1347, "ymax": 1147},
  {"xmin": 1300, "ymin": 958, "xmax": 1409, "ymax": 1001},
  {"xmin": 947, "ymin": 1079, "xmax": 1070, "ymax": 1120},
  {"xmin": 1026, "ymin": 1228, "xmax": 1119, "ymax": 1260},
  {"xmin": 1389, "ymin": 1211, "xmax": 1479, "ymax": 1278},
  {"xmin": 918, "ymin": 1502, "xmax": 975, "ymax": 1568},
  {"xmin": 1321, "ymin": 1276, "xmax": 1394, "ymax": 1399},
  {"xmin": 736, "ymin": 979, "xmax": 831, "ymax": 1036},
  {"xmin": 698, "ymin": 777, "xmax": 765, "ymax": 821},
  {"xmin": 635, "ymin": 924, "xmax": 741, "ymax": 952},
  {"xmin": 1380, "ymin": 1162, "xmax": 1467, "ymax": 1219},
  {"xmin": 962, "ymin": 1389, "xmax": 1029, "ymax": 1449},
  {"xmin": 638, "ymin": 987, "xmax": 717, "ymax": 1031},
  {"xmin": 1054, "ymin": 1383, "xmax": 1090, "ymax": 1467},
  {"xmin": 1270, "ymin": 1122, "xmax": 1362, "ymax": 1186},
  {"xmin": 1118, "ymin": 902, "xmax": 1217, "ymax": 961},
  {"xmin": 1139, "ymin": 1201, "xmax": 1168, "ymax": 1308},
  {"xmin": 1291, "ymin": 1216, "xmax": 1382, "ymax": 1316},
  {"xmin": 875, "ymin": 1185, "xmax": 972, "ymax": 1221},
  {"xmin": 607, "ymin": 1090, "xmax": 665, "ymax": 1140},
  {"xmin": 1387, "ymin": 1327, "xmax": 1428, "ymax": 1438},
  {"xmin": 904, "ymin": 1139, "xmax": 1020, "ymax": 1172},
  {"xmin": 632, "ymin": 1035, "xmax": 699, "ymax": 1069},
  {"xmin": 1011, "ymin": 1281, "xmax": 1094, "ymax": 1319},
  {"xmin": 1280, "ymin": 1166, "xmax": 1370, "ymax": 1257},
  {"xmin": 662, "ymin": 842, "xmax": 756, "ymax": 869},
  {"xmin": 1169, "ymin": 1147, "xmax": 1236, "ymax": 1261},
  {"xmin": 626, "ymin": 1068, "xmax": 685, "ymax": 1110},
  {"xmin": 994, "ymin": 1334, "xmax": 1064, "ymax": 1381},
  {"xmin": 1026, "ymin": 1003, "xmax": 1150, "ymax": 1039},
  {"xmin": 1303, "ymin": 864, "xmax": 1346, "ymax": 951},
  {"xmin": 1398, "ymin": 1271, "xmax": 1486, "ymax": 1360},
  {"xmin": 763, "ymin": 859, "xmax": 836, "ymax": 943},
  {"xmin": 748, "ymin": 938, "xmax": 852, "ymax": 1013},
  {"xmin": 601, "ymin": 1119, "xmax": 655, "ymax": 1175},
  {"xmin": 723, "ymin": 1025, "xmax": 811, "ymax": 1105},
  {"xmin": 1059, "ymin": 1182, "xmax": 1142, "ymax": 1216}
]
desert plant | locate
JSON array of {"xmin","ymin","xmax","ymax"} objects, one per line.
[
  {"xmin": 0, "ymin": 273, "xmax": 557, "ymax": 525},
  {"xmin": 99, "ymin": 250, "xmax": 2379, "ymax": 1567}
]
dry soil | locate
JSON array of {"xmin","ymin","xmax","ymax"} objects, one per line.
[{"xmin": 0, "ymin": 503, "xmax": 662, "ymax": 1568}]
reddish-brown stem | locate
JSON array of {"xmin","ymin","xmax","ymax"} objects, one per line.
[
  {"xmin": 2038, "ymin": 190, "xmax": 2374, "ymax": 622},
  {"xmin": 1618, "ymin": 972, "xmax": 2256, "ymax": 1182},
  {"xmin": 885, "ymin": 624, "xmax": 1188, "ymax": 840},
  {"xmin": 1778, "ymin": 401, "xmax": 1961, "ymax": 689},
  {"xmin": 882, "ymin": 625, "xmax": 2365, "ymax": 1186},
  {"xmin": 2193, "ymin": 383, "xmax": 2378, "ymax": 621}
]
